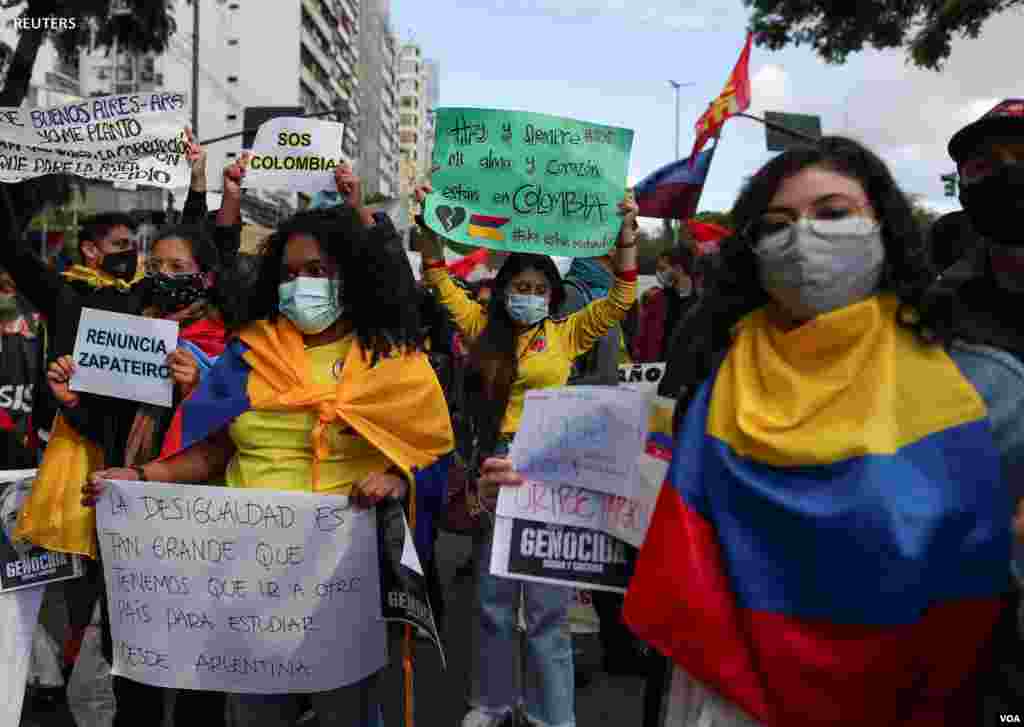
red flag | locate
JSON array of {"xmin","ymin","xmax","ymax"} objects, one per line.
[
  {"xmin": 446, "ymin": 247, "xmax": 490, "ymax": 279},
  {"xmin": 686, "ymin": 219, "xmax": 732, "ymax": 255},
  {"xmin": 691, "ymin": 33, "xmax": 753, "ymax": 161}
]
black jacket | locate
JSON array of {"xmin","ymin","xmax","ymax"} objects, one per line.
[{"xmin": 0, "ymin": 188, "xmax": 208, "ymax": 465}]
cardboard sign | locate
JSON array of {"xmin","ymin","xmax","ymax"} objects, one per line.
[
  {"xmin": 0, "ymin": 471, "xmax": 84, "ymax": 592},
  {"xmin": 0, "ymin": 92, "xmax": 191, "ymax": 188},
  {"xmin": 243, "ymin": 117, "xmax": 345, "ymax": 193},
  {"xmin": 96, "ymin": 481, "xmax": 387, "ymax": 694},
  {"xmin": 424, "ymin": 107, "xmax": 634, "ymax": 257},
  {"xmin": 70, "ymin": 309, "xmax": 179, "ymax": 407}
]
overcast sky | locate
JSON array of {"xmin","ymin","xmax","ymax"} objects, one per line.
[{"xmin": 392, "ymin": 0, "xmax": 1024, "ymax": 216}]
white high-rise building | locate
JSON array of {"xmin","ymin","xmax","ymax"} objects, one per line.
[{"xmin": 357, "ymin": 0, "xmax": 400, "ymax": 199}]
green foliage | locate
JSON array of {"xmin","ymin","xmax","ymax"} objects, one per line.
[
  {"xmin": 744, "ymin": 0, "xmax": 1020, "ymax": 70},
  {"xmin": 693, "ymin": 210, "xmax": 735, "ymax": 228},
  {"xmin": 363, "ymin": 192, "xmax": 389, "ymax": 206}
]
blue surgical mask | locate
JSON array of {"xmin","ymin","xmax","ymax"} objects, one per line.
[
  {"xmin": 278, "ymin": 276, "xmax": 343, "ymax": 334},
  {"xmin": 506, "ymin": 293, "xmax": 548, "ymax": 326}
]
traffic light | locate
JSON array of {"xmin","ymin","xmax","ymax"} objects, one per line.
[{"xmin": 940, "ymin": 173, "xmax": 958, "ymax": 197}]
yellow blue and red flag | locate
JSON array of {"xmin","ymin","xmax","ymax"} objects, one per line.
[{"xmin": 624, "ymin": 294, "xmax": 1011, "ymax": 725}]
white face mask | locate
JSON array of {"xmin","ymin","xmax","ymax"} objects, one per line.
[
  {"xmin": 656, "ymin": 270, "xmax": 674, "ymax": 289},
  {"xmin": 278, "ymin": 276, "xmax": 343, "ymax": 334},
  {"xmin": 755, "ymin": 216, "xmax": 885, "ymax": 321}
]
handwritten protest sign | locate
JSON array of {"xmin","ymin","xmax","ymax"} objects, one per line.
[
  {"xmin": 0, "ymin": 471, "xmax": 84, "ymax": 593},
  {"xmin": 96, "ymin": 481, "xmax": 387, "ymax": 694},
  {"xmin": 0, "ymin": 93, "xmax": 191, "ymax": 188},
  {"xmin": 243, "ymin": 117, "xmax": 345, "ymax": 193},
  {"xmin": 424, "ymin": 108, "xmax": 634, "ymax": 257},
  {"xmin": 496, "ymin": 443, "xmax": 665, "ymax": 549},
  {"xmin": 70, "ymin": 309, "xmax": 179, "ymax": 407},
  {"xmin": 511, "ymin": 386, "xmax": 649, "ymax": 499},
  {"xmin": 618, "ymin": 362, "xmax": 666, "ymax": 393}
]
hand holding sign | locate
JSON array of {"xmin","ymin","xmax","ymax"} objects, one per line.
[{"xmin": 47, "ymin": 356, "xmax": 79, "ymax": 409}]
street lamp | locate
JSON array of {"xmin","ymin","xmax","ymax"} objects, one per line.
[{"xmin": 668, "ymin": 80, "xmax": 695, "ymax": 160}]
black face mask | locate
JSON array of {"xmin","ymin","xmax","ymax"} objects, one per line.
[
  {"xmin": 959, "ymin": 162, "xmax": 1024, "ymax": 245},
  {"xmin": 99, "ymin": 249, "xmax": 138, "ymax": 281},
  {"xmin": 147, "ymin": 272, "xmax": 206, "ymax": 313}
]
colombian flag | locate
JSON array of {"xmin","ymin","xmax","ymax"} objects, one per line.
[
  {"xmin": 634, "ymin": 148, "xmax": 713, "ymax": 220},
  {"xmin": 160, "ymin": 319, "xmax": 455, "ymax": 537},
  {"xmin": 467, "ymin": 214, "xmax": 510, "ymax": 242},
  {"xmin": 624, "ymin": 294, "xmax": 1011, "ymax": 726}
]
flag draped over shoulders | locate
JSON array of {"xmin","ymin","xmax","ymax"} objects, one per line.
[
  {"xmin": 162, "ymin": 317, "xmax": 454, "ymax": 492},
  {"xmin": 624, "ymin": 294, "xmax": 1011, "ymax": 726}
]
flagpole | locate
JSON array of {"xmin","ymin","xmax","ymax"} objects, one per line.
[{"xmin": 734, "ymin": 112, "xmax": 819, "ymax": 145}]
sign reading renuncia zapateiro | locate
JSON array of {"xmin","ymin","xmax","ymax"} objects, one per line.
[{"xmin": 0, "ymin": 92, "xmax": 192, "ymax": 188}]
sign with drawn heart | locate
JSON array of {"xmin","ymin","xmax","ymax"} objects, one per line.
[
  {"xmin": 423, "ymin": 107, "xmax": 634, "ymax": 257},
  {"xmin": 435, "ymin": 205, "xmax": 467, "ymax": 232}
]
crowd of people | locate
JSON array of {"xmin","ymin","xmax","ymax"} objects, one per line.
[{"xmin": 1, "ymin": 98, "xmax": 1023, "ymax": 727}]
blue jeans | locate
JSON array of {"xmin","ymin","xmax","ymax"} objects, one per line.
[
  {"xmin": 229, "ymin": 671, "xmax": 382, "ymax": 727},
  {"xmin": 472, "ymin": 440, "xmax": 576, "ymax": 727}
]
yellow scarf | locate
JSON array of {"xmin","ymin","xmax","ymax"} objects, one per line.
[
  {"xmin": 239, "ymin": 317, "xmax": 454, "ymax": 493},
  {"xmin": 707, "ymin": 294, "xmax": 986, "ymax": 467}
]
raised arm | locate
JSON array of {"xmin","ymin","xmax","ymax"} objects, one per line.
[
  {"xmin": 0, "ymin": 187, "xmax": 69, "ymax": 322},
  {"xmin": 561, "ymin": 199, "xmax": 638, "ymax": 356},
  {"xmin": 180, "ymin": 127, "xmax": 209, "ymax": 225},
  {"xmin": 414, "ymin": 184, "xmax": 489, "ymax": 341}
]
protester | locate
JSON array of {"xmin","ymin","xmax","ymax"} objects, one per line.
[
  {"xmin": 920, "ymin": 98, "xmax": 1024, "ymax": 713},
  {"xmin": 612, "ymin": 136, "xmax": 1023, "ymax": 726},
  {"xmin": 416, "ymin": 183, "xmax": 638, "ymax": 727},
  {"xmin": 632, "ymin": 246, "xmax": 697, "ymax": 363},
  {"xmin": 43, "ymin": 221, "xmax": 228, "ymax": 727},
  {"xmin": 81, "ymin": 167, "xmax": 454, "ymax": 727},
  {"xmin": 0, "ymin": 268, "xmax": 45, "ymax": 469},
  {"xmin": 559, "ymin": 252, "xmax": 648, "ymax": 681}
]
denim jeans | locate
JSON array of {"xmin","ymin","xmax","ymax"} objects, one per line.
[
  {"xmin": 229, "ymin": 671, "xmax": 382, "ymax": 727},
  {"xmin": 471, "ymin": 437, "xmax": 575, "ymax": 727}
]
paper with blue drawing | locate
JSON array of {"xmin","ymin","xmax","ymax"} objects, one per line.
[
  {"xmin": 492, "ymin": 387, "xmax": 662, "ymax": 592},
  {"xmin": 510, "ymin": 386, "xmax": 649, "ymax": 499}
]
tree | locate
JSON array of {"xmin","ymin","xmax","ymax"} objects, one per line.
[
  {"xmin": 0, "ymin": 0, "xmax": 185, "ymax": 231},
  {"xmin": 692, "ymin": 210, "xmax": 735, "ymax": 228},
  {"xmin": 909, "ymin": 194, "xmax": 940, "ymax": 235},
  {"xmin": 744, "ymin": 0, "xmax": 1017, "ymax": 71}
]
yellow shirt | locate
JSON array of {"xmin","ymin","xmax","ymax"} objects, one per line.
[
  {"xmin": 226, "ymin": 335, "xmax": 392, "ymax": 495},
  {"xmin": 424, "ymin": 267, "xmax": 636, "ymax": 433}
]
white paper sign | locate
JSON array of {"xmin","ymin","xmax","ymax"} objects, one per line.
[
  {"xmin": 243, "ymin": 118, "xmax": 345, "ymax": 193},
  {"xmin": 0, "ymin": 586, "xmax": 45, "ymax": 727},
  {"xmin": 511, "ymin": 386, "xmax": 649, "ymax": 499},
  {"xmin": 70, "ymin": 308, "xmax": 179, "ymax": 407},
  {"xmin": 0, "ymin": 92, "xmax": 192, "ymax": 188},
  {"xmin": 96, "ymin": 481, "xmax": 387, "ymax": 694},
  {"xmin": 618, "ymin": 362, "xmax": 666, "ymax": 393},
  {"xmin": 496, "ymin": 449, "xmax": 666, "ymax": 549}
]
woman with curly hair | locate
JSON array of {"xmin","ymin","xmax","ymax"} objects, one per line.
[
  {"xmin": 486, "ymin": 137, "xmax": 1024, "ymax": 725},
  {"xmin": 622, "ymin": 136, "xmax": 1024, "ymax": 726},
  {"xmin": 81, "ymin": 168, "xmax": 454, "ymax": 727}
]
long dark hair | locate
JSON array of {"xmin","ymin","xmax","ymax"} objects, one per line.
[
  {"xmin": 237, "ymin": 207, "xmax": 424, "ymax": 362},
  {"xmin": 465, "ymin": 253, "xmax": 565, "ymax": 455},
  {"xmin": 661, "ymin": 136, "xmax": 939, "ymax": 417}
]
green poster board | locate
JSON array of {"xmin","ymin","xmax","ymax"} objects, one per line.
[{"xmin": 423, "ymin": 108, "xmax": 634, "ymax": 258}]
